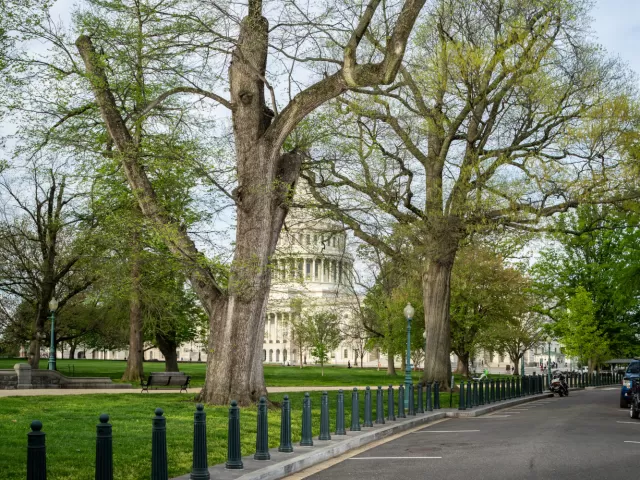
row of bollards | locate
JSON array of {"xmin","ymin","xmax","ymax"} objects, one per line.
[
  {"xmin": 31, "ymin": 372, "xmax": 622, "ymax": 479},
  {"xmin": 458, "ymin": 375, "xmax": 548, "ymax": 411}
]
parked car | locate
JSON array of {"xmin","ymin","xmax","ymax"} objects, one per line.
[
  {"xmin": 621, "ymin": 360, "xmax": 640, "ymax": 408},
  {"xmin": 630, "ymin": 378, "xmax": 640, "ymax": 419}
]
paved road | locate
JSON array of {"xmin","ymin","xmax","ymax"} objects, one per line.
[{"xmin": 301, "ymin": 388, "xmax": 640, "ymax": 480}]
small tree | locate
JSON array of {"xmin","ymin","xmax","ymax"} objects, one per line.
[
  {"xmin": 494, "ymin": 313, "xmax": 544, "ymax": 376},
  {"xmin": 557, "ymin": 286, "xmax": 610, "ymax": 372},
  {"xmin": 305, "ymin": 312, "xmax": 342, "ymax": 376},
  {"xmin": 343, "ymin": 312, "xmax": 370, "ymax": 369}
]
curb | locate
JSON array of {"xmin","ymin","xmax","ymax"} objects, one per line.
[{"xmin": 171, "ymin": 393, "xmax": 552, "ymax": 480}]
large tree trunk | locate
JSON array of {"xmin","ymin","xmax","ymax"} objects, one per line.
[
  {"xmin": 69, "ymin": 343, "xmax": 76, "ymax": 360},
  {"xmin": 122, "ymin": 250, "xmax": 144, "ymax": 382},
  {"xmin": 422, "ymin": 254, "xmax": 455, "ymax": 390},
  {"xmin": 513, "ymin": 356, "xmax": 520, "ymax": 376},
  {"xmin": 28, "ymin": 303, "xmax": 51, "ymax": 369},
  {"xmin": 155, "ymin": 331, "xmax": 179, "ymax": 372},
  {"xmin": 387, "ymin": 351, "xmax": 397, "ymax": 376}
]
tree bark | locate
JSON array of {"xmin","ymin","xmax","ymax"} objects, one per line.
[
  {"xmin": 155, "ymin": 331, "xmax": 179, "ymax": 372},
  {"xmin": 421, "ymin": 254, "xmax": 455, "ymax": 390},
  {"xmin": 122, "ymin": 249, "xmax": 144, "ymax": 382},
  {"xmin": 387, "ymin": 351, "xmax": 397, "ymax": 376},
  {"xmin": 454, "ymin": 352, "xmax": 469, "ymax": 377}
]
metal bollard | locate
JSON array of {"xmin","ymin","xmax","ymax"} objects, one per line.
[
  {"xmin": 278, "ymin": 395, "xmax": 293, "ymax": 452},
  {"xmin": 407, "ymin": 384, "xmax": 415, "ymax": 416},
  {"xmin": 507, "ymin": 378, "xmax": 512, "ymax": 400},
  {"xmin": 364, "ymin": 387, "xmax": 374, "ymax": 427},
  {"xmin": 434, "ymin": 382, "xmax": 441, "ymax": 409},
  {"xmin": 472, "ymin": 381, "xmax": 478, "ymax": 407},
  {"xmin": 226, "ymin": 401, "xmax": 243, "ymax": 469},
  {"xmin": 151, "ymin": 408, "xmax": 169, "ymax": 480},
  {"xmin": 319, "ymin": 391, "xmax": 331, "ymax": 440},
  {"xmin": 458, "ymin": 381, "xmax": 466, "ymax": 410},
  {"xmin": 417, "ymin": 383, "xmax": 424, "ymax": 414},
  {"xmin": 516, "ymin": 377, "xmax": 521, "ymax": 398},
  {"xmin": 376, "ymin": 386, "xmax": 386, "ymax": 424},
  {"xmin": 387, "ymin": 385, "xmax": 396, "ymax": 421},
  {"xmin": 335, "ymin": 390, "xmax": 346, "ymax": 435},
  {"xmin": 255, "ymin": 397, "xmax": 270, "ymax": 460},
  {"xmin": 426, "ymin": 383, "xmax": 433, "ymax": 411},
  {"xmin": 190, "ymin": 406, "xmax": 209, "ymax": 480},
  {"xmin": 301, "ymin": 393, "xmax": 314, "ymax": 446},
  {"xmin": 96, "ymin": 414, "xmax": 113, "ymax": 480},
  {"xmin": 398, "ymin": 385, "xmax": 406, "ymax": 418},
  {"xmin": 501, "ymin": 379, "xmax": 506, "ymax": 401},
  {"xmin": 479, "ymin": 380, "xmax": 484, "ymax": 406},
  {"xmin": 466, "ymin": 381, "xmax": 472, "ymax": 409},
  {"xmin": 27, "ymin": 420, "xmax": 46, "ymax": 480},
  {"xmin": 350, "ymin": 388, "xmax": 361, "ymax": 431},
  {"xmin": 491, "ymin": 379, "xmax": 496, "ymax": 402}
]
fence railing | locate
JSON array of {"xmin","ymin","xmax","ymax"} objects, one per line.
[{"xmin": 25, "ymin": 373, "xmax": 622, "ymax": 479}]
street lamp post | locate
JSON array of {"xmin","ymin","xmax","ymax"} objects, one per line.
[
  {"xmin": 546, "ymin": 336, "xmax": 552, "ymax": 388},
  {"xmin": 48, "ymin": 297, "xmax": 59, "ymax": 371},
  {"xmin": 404, "ymin": 303, "xmax": 415, "ymax": 409}
]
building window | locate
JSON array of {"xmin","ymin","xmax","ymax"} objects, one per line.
[
  {"xmin": 283, "ymin": 349, "xmax": 287, "ymax": 362},
  {"xmin": 332, "ymin": 237, "xmax": 336, "ymax": 247},
  {"xmin": 263, "ymin": 350, "xmax": 266, "ymax": 361},
  {"xmin": 306, "ymin": 259, "xmax": 312, "ymax": 277},
  {"xmin": 313, "ymin": 234, "xmax": 318, "ymax": 244},
  {"xmin": 269, "ymin": 350, "xmax": 273, "ymax": 362},
  {"xmin": 344, "ymin": 349, "xmax": 348, "ymax": 359},
  {"xmin": 276, "ymin": 349, "xmax": 280, "ymax": 362},
  {"xmin": 306, "ymin": 234, "xmax": 310, "ymax": 245}
]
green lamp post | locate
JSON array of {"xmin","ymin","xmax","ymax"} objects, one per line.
[
  {"xmin": 48, "ymin": 297, "xmax": 59, "ymax": 371},
  {"xmin": 404, "ymin": 303, "xmax": 415, "ymax": 409},
  {"xmin": 546, "ymin": 336, "xmax": 552, "ymax": 388}
]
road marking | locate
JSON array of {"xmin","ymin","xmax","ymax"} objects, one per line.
[
  {"xmin": 283, "ymin": 418, "xmax": 451, "ymax": 479},
  {"xmin": 413, "ymin": 430, "xmax": 480, "ymax": 433},
  {"xmin": 617, "ymin": 421, "xmax": 640, "ymax": 425},
  {"xmin": 470, "ymin": 415, "xmax": 511, "ymax": 418},
  {"xmin": 624, "ymin": 441, "xmax": 640, "ymax": 444},
  {"xmin": 349, "ymin": 456, "xmax": 442, "ymax": 460}
]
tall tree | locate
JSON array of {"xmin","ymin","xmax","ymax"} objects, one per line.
[
  {"xmin": 0, "ymin": 165, "xmax": 94, "ymax": 367},
  {"xmin": 303, "ymin": 0, "xmax": 636, "ymax": 388}
]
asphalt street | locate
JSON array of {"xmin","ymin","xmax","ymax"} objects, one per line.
[{"xmin": 300, "ymin": 388, "xmax": 640, "ymax": 480}]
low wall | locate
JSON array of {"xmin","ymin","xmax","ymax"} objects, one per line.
[{"xmin": 0, "ymin": 364, "xmax": 131, "ymax": 390}]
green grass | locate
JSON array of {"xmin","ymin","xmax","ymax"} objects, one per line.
[
  {"xmin": 0, "ymin": 389, "xmax": 461, "ymax": 480},
  {"xmin": 0, "ymin": 358, "xmax": 448, "ymax": 387}
]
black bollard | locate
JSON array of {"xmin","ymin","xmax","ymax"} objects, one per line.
[
  {"xmin": 387, "ymin": 386, "xmax": 396, "ymax": 421},
  {"xmin": 151, "ymin": 408, "xmax": 169, "ymax": 480},
  {"xmin": 300, "ymin": 393, "xmax": 314, "ymax": 446},
  {"xmin": 407, "ymin": 384, "xmax": 415, "ymax": 416},
  {"xmin": 458, "ymin": 381, "xmax": 466, "ymax": 410},
  {"xmin": 479, "ymin": 380, "xmax": 484, "ymax": 406},
  {"xmin": 501, "ymin": 379, "xmax": 506, "ymax": 401},
  {"xmin": 434, "ymin": 382, "xmax": 441, "ymax": 410},
  {"xmin": 472, "ymin": 381, "xmax": 478, "ymax": 407},
  {"xmin": 466, "ymin": 381, "xmax": 472, "ymax": 409},
  {"xmin": 507, "ymin": 379, "xmax": 512, "ymax": 400},
  {"xmin": 485, "ymin": 380, "xmax": 491, "ymax": 404},
  {"xmin": 417, "ymin": 383, "xmax": 424, "ymax": 414},
  {"xmin": 516, "ymin": 377, "xmax": 521, "ymax": 398},
  {"xmin": 278, "ymin": 395, "xmax": 293, "ymax": 452},
  {"xmin": 397, "ymin": 385, "xmax": 406, "ymax": 418},
  {"xmin": 27, "ymin": 420, "xmax": 46, "ymax": 480},
  {"xmin": 491, "ymin": 379, "xmax": 496, "ymax": 402},
  {"xmin": 426, "ymin": 383, "xmax": 433, "ymax": 411},
  {"xmin": 335, "ymin": 390, "xmax": 346, "ymax": 434},
  {"xmin": 96, "ymin": 414, "xmax": 113, "ymax": 480},
  {"xmin": 350, "ymin": 388, "xmax": 361, "ymax": 431},
  {"xmin": 191, "ymin": 406, "xmax": 209, "ymax": 480},
  {"xmin": 254, "ymin": 397, "xmax": 270, "ymax": 460},
  {"xmin": 376, "ymin": 386, "xmax": 386, "ymax": 424},
  {"xmin": 319, "ymin": 391, "xmax": 331, "ymax": 440},
  {"xmin": 364, "ymin": 387, "xmax": 374, "ymax": 427},
  {"xmin": 226, "ymin": 401, "xmax": 243, "ymax": 469},
  {"xmin": 512, "ymin": 378, "xmax": 516, "ymax": 398}
]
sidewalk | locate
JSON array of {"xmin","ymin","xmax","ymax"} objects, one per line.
[{"xmin": 0, "ymin": 385, "xmax": 376, "ymax": 397}]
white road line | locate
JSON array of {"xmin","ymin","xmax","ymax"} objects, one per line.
[
  {"xmin": 617, "ymin": 421, "xmax": 640, "ymax": 425},
  {"xmin": 623, "ymin": 441, "xmax": 640, "ymax": 444},
  {"xmin": 413, "ymin": 430, "xmax": 480, "ymax": 433},
  {"xmin": 470, "ymin": 415, "xmax": 511, "ymax": 418},
  {"xmin": 349, "ymin": 457, "xmax": 442, "ymax": 460}
]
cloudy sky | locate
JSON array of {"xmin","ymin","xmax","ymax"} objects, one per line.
[{"xmin": 593, "ymin": 0, "xmax": 640, "ymax": 78}]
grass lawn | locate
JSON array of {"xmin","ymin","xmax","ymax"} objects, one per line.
[
  {"xmin": 0, "ymin": 389, "xmax": 461, "ymax": 480},
  {"xmin": 0, "ymin": 358, "xmax": 466, "ymax": 387}
]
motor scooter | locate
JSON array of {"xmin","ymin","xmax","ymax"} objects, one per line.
[{"xmin": 549, "ymin": 371, "xmax": 569, "ymax": 397}]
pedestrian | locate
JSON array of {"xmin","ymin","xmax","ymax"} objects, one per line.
[{"xmin": 348, "ymin": 360, "xmax": 351, "ymax": 369}]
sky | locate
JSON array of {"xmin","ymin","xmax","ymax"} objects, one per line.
[{"xmin": 592, "ymin": 0, "xmax": 640, "ymax": 78}]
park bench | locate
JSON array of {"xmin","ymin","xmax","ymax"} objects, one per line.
[{"xmin": 140, "ymin": 372, "xmax": 191, "ymax": 393}]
